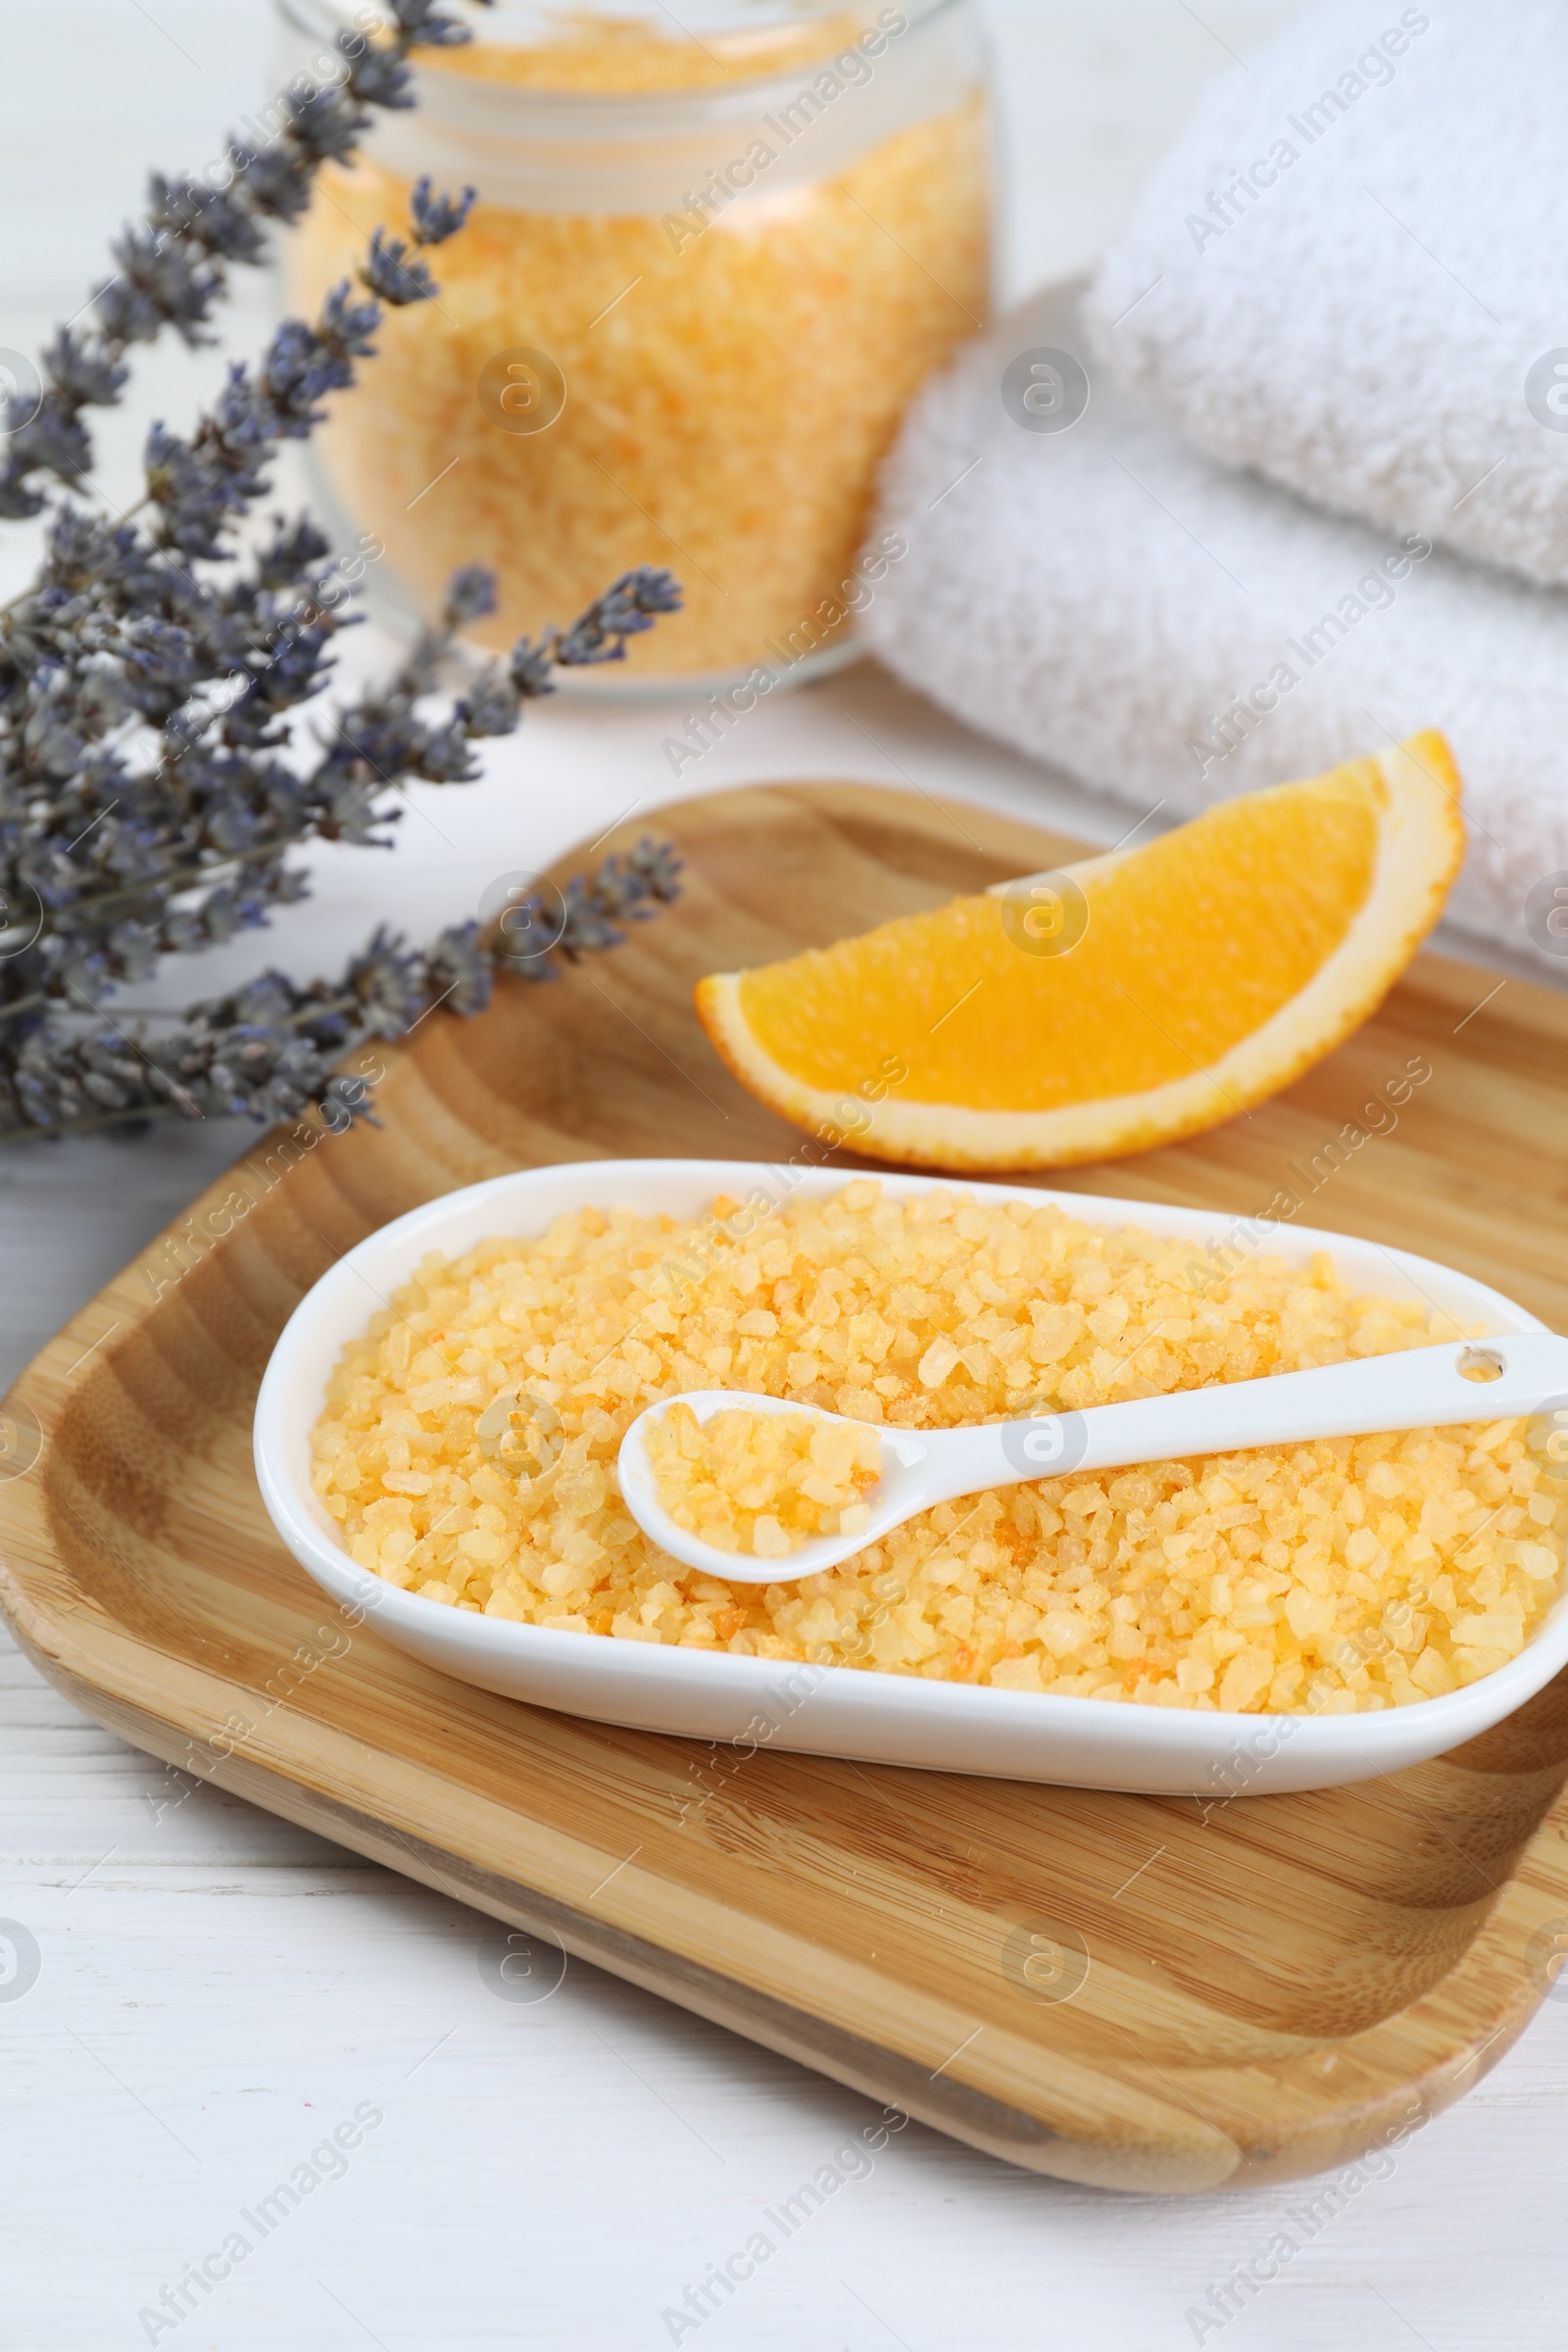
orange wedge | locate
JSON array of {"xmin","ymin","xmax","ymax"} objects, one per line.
[{"xmin": 696, "ymin": 734, "xmax": 1464, "ymax": 1170}]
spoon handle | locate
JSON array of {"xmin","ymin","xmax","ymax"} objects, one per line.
[{"xmin": 919, "ymin": 1335, "xmax": 1568, "ymax": 1509}]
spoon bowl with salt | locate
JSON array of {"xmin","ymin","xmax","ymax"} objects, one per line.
[{"xmin": 617, "ymin": 1335, "xmax": 1568, "ymax": 1585}]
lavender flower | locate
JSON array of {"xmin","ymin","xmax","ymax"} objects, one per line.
[
  {"xmin": 1, "ymin": 832, "xmax": 682, "ymax": 1139},
  {"xmin": 410, "ymin": 174, "xmax": 478, "ymax": 245}
]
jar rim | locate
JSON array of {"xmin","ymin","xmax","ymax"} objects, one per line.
[{"xmin": 274, "ymin": 0, "xmax": 971, "ymax": 126}]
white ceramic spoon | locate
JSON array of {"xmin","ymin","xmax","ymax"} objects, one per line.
[{"xmin": 617, "ymin": 1334, "xmax": 1568, "ymax": 1584}]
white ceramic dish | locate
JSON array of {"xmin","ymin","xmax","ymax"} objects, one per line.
[{"xmin": 253, "ymin": 1159, "xmax": 1567, "ymax": 1795}]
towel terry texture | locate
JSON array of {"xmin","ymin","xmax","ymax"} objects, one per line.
[
  {"xmin": 859, "ymin": 281, "xmax": 1568, "ymax": 967},
  {"xmin": 1084, "ymin": 0, "xmax": 1568, "ymax": 589}
]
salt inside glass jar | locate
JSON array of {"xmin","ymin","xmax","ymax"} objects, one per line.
[{"xmin": 275, "ymin": 0, "xmax": 992, "ymax": 684}]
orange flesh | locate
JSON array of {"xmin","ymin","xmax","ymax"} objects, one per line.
[{"xmin": 734, "ymin": 776, "xmax": 1383, "ymax": 1109}]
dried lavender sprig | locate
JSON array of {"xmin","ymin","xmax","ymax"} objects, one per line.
[
  {"xmin": 503, "ymin": 838, "xmax": 687, "ymax": 974},
  {"xmin": 144, "ymin": 176, "xmax": 475, "ymax": 565},
  {"xmin": 0, "ymin": 0, "xmax": 492, "ymax": 519},
  {"xmin": 0, "ymin": 840, "xmax": 684, "ymax": 1140},
  {"xmin": 0, "ymin": 1, "xmax": 691, "ymax": 1151},
  {"xmin": 0, "ymin": 166, "xmax": 505, "ymax": 979},
  {"xmin": 0, "ymin": 188, "xmax": 475, "ymax": 877},
  {"xmin": 0, "ymin": 560, "xmax": 683, "ymax": 1026},
  {"xmin": 326, "ymin": 564, "xmax": 687, "ymax": 800}
]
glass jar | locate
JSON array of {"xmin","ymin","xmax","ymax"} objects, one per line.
[{"xmin": 274, "ymin": 0, "xmax": 992, "ymax": 687}]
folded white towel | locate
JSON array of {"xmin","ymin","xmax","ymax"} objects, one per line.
[
  {"xmin": 859, "ymin": 283, "xmax": 1568, "ymax": 967},
  {"xmin": 1084, "ymin": 0, "xmax": 1568, "ymax": 589}
]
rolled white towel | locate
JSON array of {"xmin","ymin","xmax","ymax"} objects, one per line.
[
  {"xmin": 859, "ymin": 282, "xmax": 1568, "ymax": 969},
  {"xmin": 1083, "ymin": 0, "xmax": 1568, "ymax": 589}
]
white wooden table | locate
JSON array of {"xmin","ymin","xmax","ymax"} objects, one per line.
[{"xmin": 2, "ymin": 7, "xmax": 1564, "ymax": 2346}]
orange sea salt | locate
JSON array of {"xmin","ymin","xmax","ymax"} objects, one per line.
[
  {"xmin": 646, "ymin": 1402, "xmax": 884, "ymax": 1554},
  {"xmin": 310, "ymin": 1181, "xmax": 1566, "ymax": 1710},
  {"xmin": 286, "ymin": 22, "xmax": 990, "ymax": 675}
]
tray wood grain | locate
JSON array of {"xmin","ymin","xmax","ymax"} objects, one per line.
[{"xmin": 5, "ymin": 779, "xmax": 1568, "ymax": 2194}]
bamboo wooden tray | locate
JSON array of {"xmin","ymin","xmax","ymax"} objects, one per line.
[{"xmin": 5, "ymin": 779, "xmax": 1568, "ymax": 2194}]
